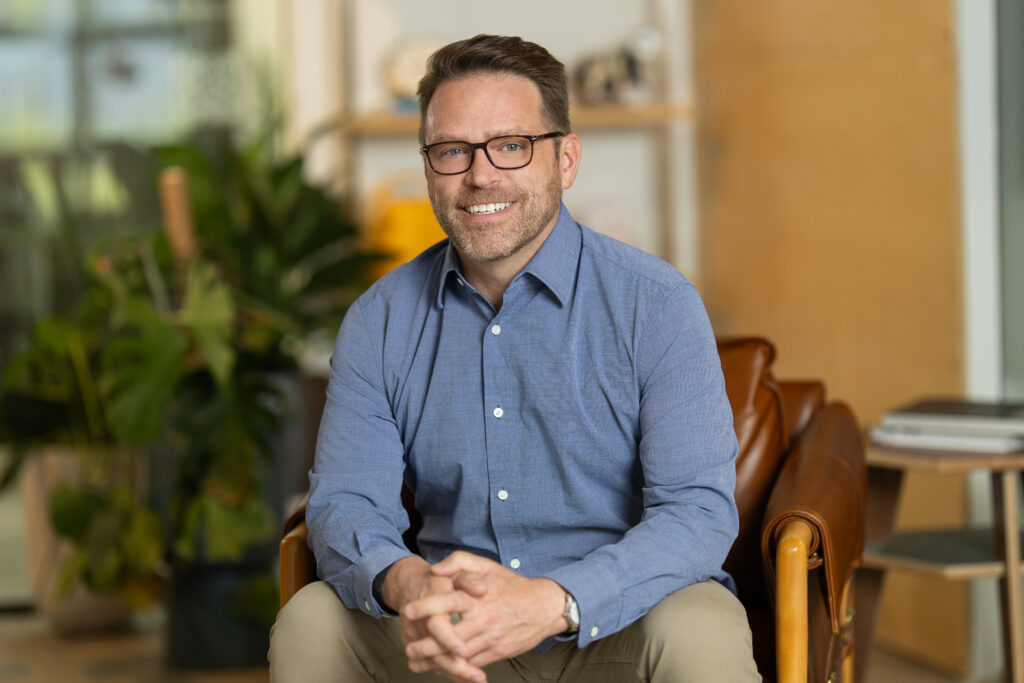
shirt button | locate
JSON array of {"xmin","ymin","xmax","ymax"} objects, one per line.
[
  {"xmin": 456, "ymin": 278, "xmax": 465, "ymax": 286},
  {"xmin": 497, "ymin": 489, "xmax": 509, "ymax": 501},
  {"xmin": 509, "ymin": 558, "xmax": 521, "ymax": 569},
  {"xmin": 590, "ymin": 626, "xmax": 599, "ymax": 638},
  {"xmin": 364, "ymin": 600, "xmax": 371, "ymax": 611},
  {"xmin": 491, "ymin": 324, "xmax": 501, "ymax": 336},
  {"xmin": 492, "ymin": 407, "xmax": 504, "ymax": 418}
]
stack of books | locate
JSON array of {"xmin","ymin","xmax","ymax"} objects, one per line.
[{"xmin": 870, "ymin": 398, "xmax": 1024, "ymax": 453}]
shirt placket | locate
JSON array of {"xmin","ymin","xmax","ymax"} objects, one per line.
[{"xmin": 480, "ymin": 290, "xmax": 528, "ymax": 574}]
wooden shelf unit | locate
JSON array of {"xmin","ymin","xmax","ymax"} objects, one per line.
[
  {"xmin": 864, "ymin": 528, "xmax": 1024, "ymax": 580},
  {"xmin": 342, "ymin": 102, "xmax": 694, "ymax": 137},
  {"xmin": 341, "ymin": 100, "xmax": 695, "ymax": 262},
  {"xmin": 859, "ymin": 443, "xmax": 1024, "ymax": 683}
]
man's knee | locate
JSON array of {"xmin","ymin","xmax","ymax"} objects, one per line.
[
  {"xmin": 271, "ymin": 581, "xmax": 346, "ymax": 649},
  {"xmin": 644, "ymin": 580, "xmax": 749, "ymax": 637},
  {"xmin": 639, "ymin": 580, "xmax": 759, "ymax": 681},
  {"xmin": 269, "ymin": 580, "xmax": 383, "ymax": 682}
]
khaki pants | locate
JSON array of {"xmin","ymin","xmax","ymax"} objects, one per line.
[{"xmin": 269, "ymin": 579, "xmax": 761, "ymax": 682}]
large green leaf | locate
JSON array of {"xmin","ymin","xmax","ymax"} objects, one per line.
[
  {"xmin": 173, "ymin": 491, "xmax": 275, "ymax": 562},
  {"xmin": 50, "ymin": 486, "xmax": 106, "ymax": 542},
  {"xmin": 121, "ymin": 506, "xmax": 164, "ymax": 575},
  {"xmin": 103, "ymin": 298, "xmax": 188, "ymax": 444},
  {"xmin": 180, "ymin": 261, "xmax": 236, "ymax": 387}
]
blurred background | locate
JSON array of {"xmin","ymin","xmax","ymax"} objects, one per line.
[{"xmin": 0, "ymin": 0, "xmax": 1020, "ymax": 681}]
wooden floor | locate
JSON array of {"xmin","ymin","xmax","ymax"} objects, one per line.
[{"xmin": 0, "ymin": 609, "xmax": 973, "ymax": 683}]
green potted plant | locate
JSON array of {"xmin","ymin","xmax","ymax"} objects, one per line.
[
  {"xmin": 0, "ymin": 268, "xmax": 166, "ymax": 632},
  {"xmin": 147, "ymin": 129, "xmax": 381, "ymax": 668},
  {"xmin": 1, "ymin": 128, "xmax": 382, "ymax": 663}
]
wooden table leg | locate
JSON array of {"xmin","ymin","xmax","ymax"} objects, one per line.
[
  {"xmin": 992, "ymin": 470, "xmax": 1023, "ymax": 683},
  {"xmin": 854, "ymin": 466, "xmax": 905, "ymax": 683}
]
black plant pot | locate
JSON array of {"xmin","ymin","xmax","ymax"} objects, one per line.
[{"xmin": 165, "ymin": 559, "xmax": 275, "ymax": 669}]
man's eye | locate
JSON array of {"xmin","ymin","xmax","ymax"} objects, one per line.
[
  {"xmin": 499, "ymin": 142, "xmax": 523, "ymax": 153},
  {"xmin": 439, "ymin": 146, "xmax": 465, "ymax": 158}
]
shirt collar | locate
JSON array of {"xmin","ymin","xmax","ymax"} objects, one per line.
[
  {"xmin": 434, "ymin": 202, "xmax": 581, "ymax": 309},
  {"xmin": 518, "ymin": 203, "xmax": 579, "ymax": 307},
  {"xmin": 435, "ymin": 240, "xmax": 465, "ymax": 309}
]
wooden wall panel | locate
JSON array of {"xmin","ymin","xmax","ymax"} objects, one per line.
[
  {"xmin": 694, "ymin": 1, "xmax": 962, "ymax": 425},
  {"xmin": 693, "ymin": 0, "xmax": 967, "ymax": 674}
]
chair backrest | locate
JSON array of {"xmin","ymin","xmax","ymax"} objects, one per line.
[{"xmin": 717, "ymin": 337, "xmax": 789, "ymax": 607}]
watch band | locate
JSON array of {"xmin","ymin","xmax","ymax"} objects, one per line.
[{"xmin": 372, "ymin": 563, "xmax": 399, "ymax": 617}]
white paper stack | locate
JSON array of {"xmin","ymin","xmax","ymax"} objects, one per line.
[{"xmin": 870, "ymin": 398, "xmax": 1024, "ymax": 453}]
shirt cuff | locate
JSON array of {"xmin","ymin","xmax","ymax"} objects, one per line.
[
  {"xmin": 352, "ymin": 545, "xmax": 414, "ymax": 618},
  {"xmin": 544, "ymin": 561, "xmax": 622, "ymax": 648}
]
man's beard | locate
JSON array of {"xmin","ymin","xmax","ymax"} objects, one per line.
[{"xmin": 429, "ymin": 181, "xmax": 562, "ymax": 264}]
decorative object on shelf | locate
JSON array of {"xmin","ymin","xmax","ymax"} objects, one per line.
[
  {"xmin": 574, "ymin": 26, "xmax": 663, "ymax": 106},
  {"xmin": 362, "ymin": 171, "xmax": 446, "ymax": 279},
  {"xmin": 382, "ymin": 37, "xmax": 444, "ymax": 113}
]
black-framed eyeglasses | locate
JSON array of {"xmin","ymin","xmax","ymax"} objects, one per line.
[{"xmin": 421, "ymin": 132, "xmax": 565, "ymax": 175}]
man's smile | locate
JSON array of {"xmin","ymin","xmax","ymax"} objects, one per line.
[{"xmin": 463, "ymin": 201, "xmax": 515, "ymax": 215}]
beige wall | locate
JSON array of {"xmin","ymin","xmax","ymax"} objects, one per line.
[{"xmin": 693, "ymin": 0, "xmax": 968, "ymax": 674}]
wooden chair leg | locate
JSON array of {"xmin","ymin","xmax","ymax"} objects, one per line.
[
  {"xmin": 840, "ymin": 580, "xmax": 855, "ymax": 682},
  {"xmin": 777, "ymin": 520, "xmax": 814, "ymax": 683}
]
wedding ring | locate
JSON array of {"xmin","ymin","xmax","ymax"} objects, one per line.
[{"xmin": 450, "ymin": 612, "xmax": 462, "ymax": 625}]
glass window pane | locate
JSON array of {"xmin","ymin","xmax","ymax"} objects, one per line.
[
  {"xmin": 86, "ymin": 37, "xmax": 198, "ymax": 142},
  {"xmin": 0, "ymin": 0, "xmax": 74, "ymax": 34},
  {"xmin": 0, "ymin": 39, "xmax": 72, "ymax": 150}
]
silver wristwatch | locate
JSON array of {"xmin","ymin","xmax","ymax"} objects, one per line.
[{"xmin": 563, "ymin": 592, "xmax": 580, "ymax": 633}]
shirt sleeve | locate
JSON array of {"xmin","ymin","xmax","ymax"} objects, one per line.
[
  {"xmin": 306, "ymin": 299, "xmax": 414, "ymax": 618},
  {"xmin": 543, "ymin": 283, "xmax": 739, "ymax": 647}
]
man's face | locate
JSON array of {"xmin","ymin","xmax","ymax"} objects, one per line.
[{"xmin": 422, "ymin": 73, "xmax": 579, "ymax": 265}]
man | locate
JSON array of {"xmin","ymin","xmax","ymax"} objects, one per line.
[{"xmin": 270, "ymin": 34, "xmax": 759, "ymax": 682}]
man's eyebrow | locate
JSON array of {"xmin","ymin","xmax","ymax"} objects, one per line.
[{"xmin": 426, "ymin": 130, "xmax": 530, "ymax": 144}]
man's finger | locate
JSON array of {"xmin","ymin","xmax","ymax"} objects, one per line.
[
  {"xmin": 431, "ymin": 550, "xmax": 497, "ymax": 576},
  {"xmin": 420, "ymin": 612, "xmax": 470, "ymax": 657},
  {"xmin": 451, "ymin": 570, "xmax": 488, "ymax": 596},
  {"xmin": 406, "ymin": 633, "xmax": 450, "ymax": 660},
  {"xmin": 403, "ymin": 588, "xmax": 477, "ymax": 621}
]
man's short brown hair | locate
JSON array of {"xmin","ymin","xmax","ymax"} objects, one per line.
[{"xmin": 417, "ymin": 34, "xmax": 571, "ymax": 144}]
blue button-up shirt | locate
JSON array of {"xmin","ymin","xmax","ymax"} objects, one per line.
[{"xmin": 308, "ymin": 204, "xmax": 739, "ymax": 649}]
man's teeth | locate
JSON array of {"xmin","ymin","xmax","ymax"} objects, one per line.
[{"xmin": 466, "ymin": 202, "xmax": 512, "ymax": 215}]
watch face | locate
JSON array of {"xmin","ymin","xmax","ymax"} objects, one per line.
[{"xmin": 565, "ymin": 594, "xmax": 580, "ymax": 630}]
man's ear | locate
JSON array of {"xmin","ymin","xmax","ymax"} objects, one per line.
[{"xmin": 559, "ymin": 133, "xmax": 582, "ymax": 190}]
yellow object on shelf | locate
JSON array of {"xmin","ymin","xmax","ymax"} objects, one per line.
[{"xmin": 364, "ymin": 173, "xmax": 447, "ymax": 279}]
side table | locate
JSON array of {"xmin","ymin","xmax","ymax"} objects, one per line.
[{"xmin": 854, "ymin": 445, "xmax": 1024, "ymax": 683}]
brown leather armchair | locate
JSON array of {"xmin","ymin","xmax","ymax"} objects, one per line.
[{"xmin": 279, "ymin": 337, "xmax": 866, "ymax": 683}]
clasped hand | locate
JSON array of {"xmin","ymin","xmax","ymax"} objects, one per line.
[{"xmin": 387, "ymin": 551, "xmax": 568, "ymax": 683}]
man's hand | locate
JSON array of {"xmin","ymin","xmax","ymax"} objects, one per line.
[
  {"xmin": 381, "ymin": 556, "xmax": 488, "ymax": 682},
  {"xmin": 402, "ymin": 551, "xmax": 570, "ymax": 670}
]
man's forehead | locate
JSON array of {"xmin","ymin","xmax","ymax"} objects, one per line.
[{"xmin": 423, "ymin": 73, "xmax": 545, "ymax": 141}]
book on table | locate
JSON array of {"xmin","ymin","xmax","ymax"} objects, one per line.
[
  {"xmin": 880, "ymin": 398, "xmax": 1024, "ymax": 437},
  {"xmin": 869, "ymin": 424, "xmax": 1024, "ymax": 453},
  {"xmin": 871, "ymin": 397, "xmax": 1024, "ymax": 453}
]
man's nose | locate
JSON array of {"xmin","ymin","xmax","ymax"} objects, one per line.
[{"xmin": 465, "ymin": 147, "xmax": 501, "ymax": 186}]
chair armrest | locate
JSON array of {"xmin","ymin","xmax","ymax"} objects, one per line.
[
  {"xmin": 280, "ymin": 520, "xmax": 315, "ymax": 608},
  {"xmin": 777, "ymin": 519, "xmax": 814, "ymax": 683},
  {"xmin": 761, "ymin": 401, "xmax": 866, "ymax": 635}
]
